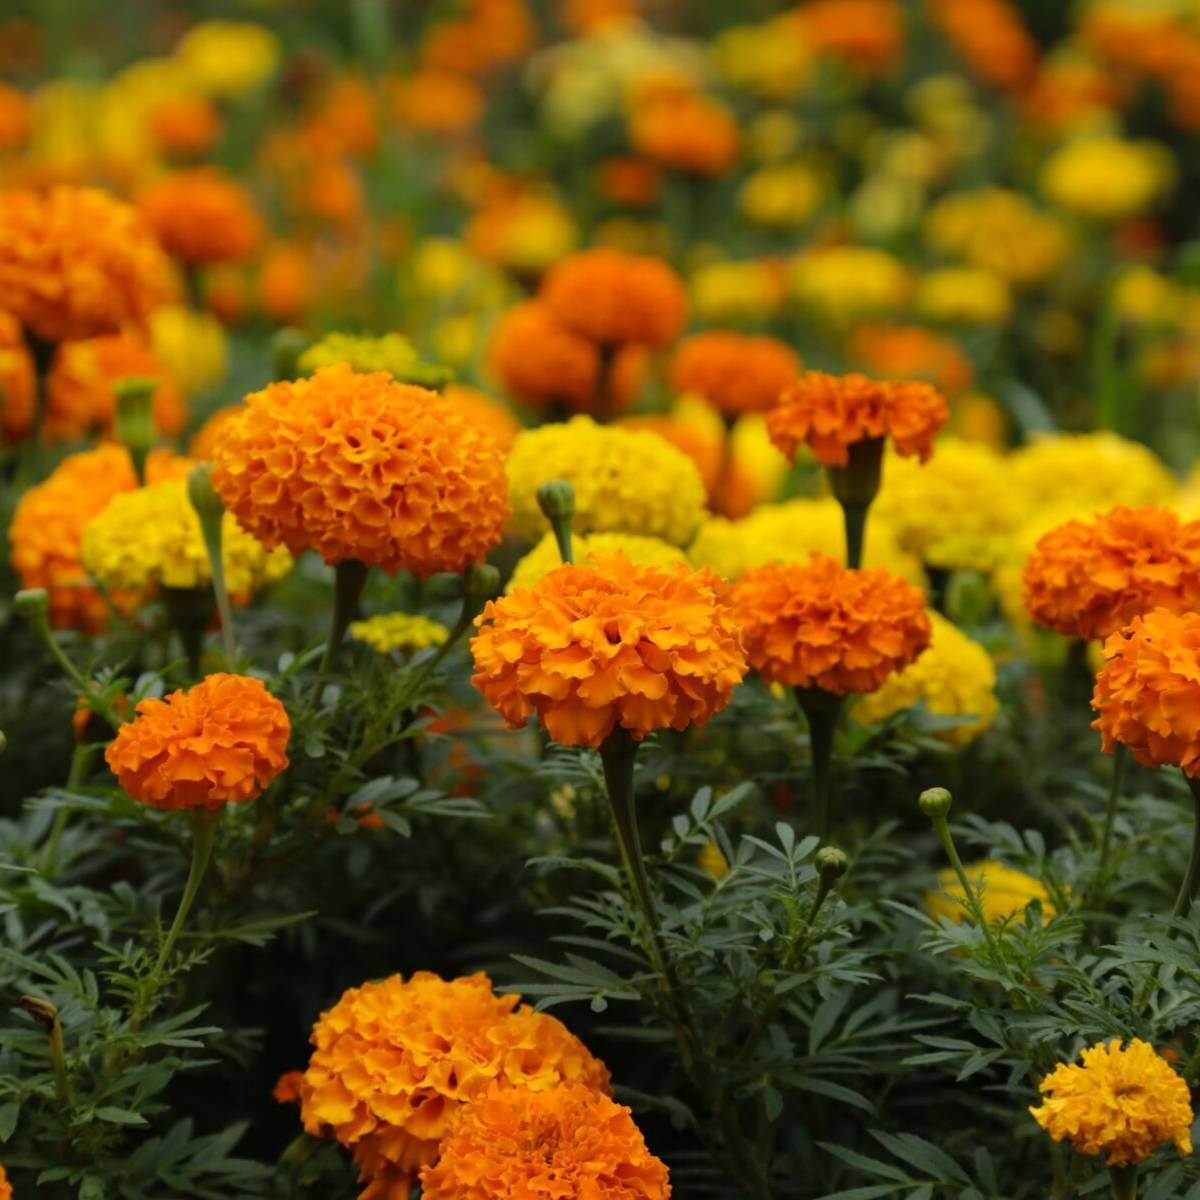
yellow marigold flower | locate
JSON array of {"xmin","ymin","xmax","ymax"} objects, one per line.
[
  {"xmin": 509, "ymin": 531, "xmax": 686, "ymax": 591},
  {"xmin": 873, "ymin": 439, "xmax": 1021, "ymax": 573},
  {"xmin": 506, "ymin": 416, "xmax": 707, "ymax": 547},
  {"xmin": 1041, "ymin": 136, "xmax": 1174, "ymax": 222},
  {"xmin": 739, "ymin": 162, "xmax": 825, "ymax": 228},
  {"xmin": 81, "ymin": 479, "xmax": 292, "ymax": 603},
  {"xmin": 699, "ymin": 838, "xmax": 729, "ymax": 879},
  {"xmin": 926, "ymin": 859, "xmax": 1055, "ymax": 924},
  {"xmin": 916, "ymin": 266, "xmax": 1013, "ymax": 325},
  {"xmin": 149, "ymin": 305, "xmax": 228, "ymax": 397},
  {"xmin": 689, "ymin": 497, "xmax": 925, "ymax": 587},
  {"xmin": 297, "ymin": 332, "xmax": 452, "ymax": 389},
  {"xmin": 1111, "ymin": 266, "xmax": 1181, "ymax": 326},
  {"xmin": 349, "ymin": 612, "xmax": 449, "ymax": 655},
  {"xmin": 174, "ymin": 21, "xmax": 279, "ymax": 97},
  {"xmin": 790, "ymin": 246, "xmax": 911, "ymax": 325},
  {"xmin": 1031, "ymin": 1039, "xmax": 1193, "ymax": 1167},
  {"xmin": 855, "ymin": 612, "xmax": 998, "ymax": 746},
  {"xmin": 713, "ymin": 19, "xmax": 813, "ymax": 101},
  {"xmin": 690, "ymin": 258, "xmax": 786, "ymax": 325}
]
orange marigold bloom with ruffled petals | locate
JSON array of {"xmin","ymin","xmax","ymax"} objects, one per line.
[
  {"xmin": 137, "ymin": 168, "xmax": 263, "ymax": 267},
  {"xmin": 471, "ymin": 552, "xmax": 747, "ymax": 748},
  {"xmin": 731, "ymin": 554, "xmax": 930, "ymax": 693},
  {"xmin": 1092, "ymin": 608, "xmax": 1200, "ymax": 777},
  {"xmin": 211, "ymin": 364, "xmax": 509, "ymax": 576},
  {"xmin": 1024, "ymin": 506, "xmax": 1200, "ymax": 641},
  {"xmin": 105, "ymin": 673, "xmax": 290, "ymax": 810},
  {"xmin": 421, "ymin": 1084, "xmax": 671, "ymax": 1200},
  {"xmin": 0, "ymin": 308, "xmax": 34, "ymax": 443},
  {"xmin": 540, "ymin": 249, "xmax": 687, "ymax": 349},
  {"xmin": 767, "ymin": 370, "xmax": 948, "ymax": 467},
  {"xmin": 670, "ymin": 332, "xmax": 801, "ymax": 418},
  {"xmin": 44, "ymin": 333, "xmax": 185, "ymax": 442},
  {"xmin": 630, "ymin": 91, "xmax": 742, "ymax": 178},
  {"xmin": 298, "ymin": 972, "xmax": 610, "ymax": 1196},
  {"xmin": 421, "ymin": 0, "xmax": 534, "ymax": 75},
  {"xmin": 149, "ymin": 95, "xmax": 222, "ymax": 158},
  {"xmin": 0, "ymin": 186, "xmax": 176, "ymax": 343}
]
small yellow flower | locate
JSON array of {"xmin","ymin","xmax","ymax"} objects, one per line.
[
  {"xmin": 174, "ymin": 21, "xmax": 280, "ymax": 97},
  {"xmin": 698, "ymin": 839, "xmax": 729, "ymax": 880},
  {"xmin": 926, "ymin": 860, "xmax": 1055, "ymax": 924},
  {"xmin": 739, "ymin": 163, "xmax": 824, "ymax": 228},
  {"xmin": 712, "ymin": 20, "xmax": 812, "ymax": 101},
  {"xmin": 298, "ymin": 333, "xmax": 452, "ymax": 389},
  {"xmin": 916, "ymin": 267, "xmax": 1012, "ymax": 326},
  {"xmin": 690, "ymin": 259, "xmax": 785, "ymax": 325},
  {"xmin": 1041, "ymin": 136, "xmax": 1173, "ymax": 223},
  {"xmin": 149, "ymin": 305, "xmax": 228, "ymax": 396},
  {"xmin": 508, "ymin": 531, "xmax": 686, "ymax": 591},
  {"xmin": 349, "ymin": 612, "xmax": 450, "ymax": 655},
  {"xmin": 790, "ymin": 246, "xmax": 911, "ymax": 325}
]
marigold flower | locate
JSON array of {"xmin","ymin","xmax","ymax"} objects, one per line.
[
  {"xmin": 421, "ymin": 1084, "xmax": 671, "ymax": 1200},
  {"xmin": 0, "ymin": 309, "xmax": 34, "ymax": 443},
  {"xmin": 739, "ymin": 163, "xmax": 824, "ymax": 228},
  {"xmin": 0, "ymin": 186, "xmax": 176, "ymax": 342},
  {"xmin": 509, "ymin": 531, "xmax": 687, "ymax": 592},
  {"xmin": 794, "ymin": 0, "xmax": 904, "ymax": 77},
  {"xmin": 105, "ymin": 673, "xmax": 290, "ymax": 810},
  {"xmin": 540, "ymin": 249, "xmax": 687, "ymax": 348},
  {"xmin": 298, "ymin": 972, "xmax": 610, "ymax": 1192},
  {"xmin": 915, "ymin": 267, "xmax": 1012, "ymax": 327},
  {"xmin": 691, "ymin": 259, "xmax": 786, "ymax": 325},
  {"xmin": 174, "ymin": 20, "xmax": 279, "ymax": 98},
  {"xmin": 596, "ymin": 157, "xmax": 663, "ymax": 208},
  {"xmin": 855, "ymin": 612, "xmax": 998, "ymax": 746},
  {"xmin": 421, "ymin": 0, "xmax": 534, "ymax": 75},
  {"xmin": 472, "ymin": 552, "xmax": 746, "ymax": 748},
  {"xmin": 0, "ymin": 83, "xmax": 30, "ymax": 151},
  {"xmin": 849, "ymin": 324, "xmax": 975, "ymax": 397},
  {"xmin": 926, "ymin": 859, "xmax": 1055, "ymax": 923},
  {"xmin": 443, "ymin": 384, "xmax": 521, "ymax": 452},
  {"xmin": 349, "ymin": 612, "xmax": 449, "ymax": 655},
  {"xmin": 137, "ymin": 168, "xmax": 263, "ymax": 267},
  {"xmin": 790, "ymin": 246, "xmax": 911, "ymax": 325},
  {"xmin": 392, "ymin": 68, "xmax": 483, "ymax": 134},
  {"xmin": 767, "ymin": 371, "xmax": 948, "ymax": 468},
  {"xmin": 298, "ymin": 332, "xmax": 452, "ymax": 389},
  {"xmin": 466, "ymin": 192, "xmax": 578, "ymax": 275},
  {"xmin": 44, "ymin": 333, "xmax": 185, "ymax": 442},
  {"xmin": 731, "ymin": 554, "xmax": 930, "ymax": 693},
  {"xmin": 149, "ymin": 94, "xmax": 222, "ymax": 157},
  {"xmin": 149, "ymin": 304, "xmax": 228, "ymax": 397},
  {"xmin": 630, "ymin": 89, "xmax": 741, "ymax": 177},
  {"xmin": 211, "ymin": 364, "xmax": 509, "ymax": 576},
  {"xmin": 928, "ymin": 0, "xmax": 1039, "ymax": 92},
  {"xmin": 1041, "ymin": 137, "xmax": 1173, "ymax": 223},
  {"xmin": 506, "ymin": 416, "xmax": 706, "ymax": 547},
  {"xmin": 669, "ymin": 332, "xmax": 800, "ymax": 418},
  {"xmin": 1030, "ymin": 1039, "xmax": 1193, "ymax": 1167}
]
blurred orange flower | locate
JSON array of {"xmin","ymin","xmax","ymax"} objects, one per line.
[
  {"xmin": 257, "ymin": 241, "xmax": 315, "ymax": 323},
  {"xmin": 137, "ymin": 168, "xmax": 263, "ymax": 267},
  {"xmin": 929, "ymin": 0, "xmax": 1039, "ymax": 92},
  {"xmin": 794, "ymin": 0, "xmax": 904, "ymax": 77},
  {"xmin": 0, "ymin": 309, "xmax": 34, "ymax": 443},
  {"xmin": 849, "ymin": 324, "xmax": 974, "ymax": 398},
  {"xmin": 392, "ymin": 69, "xmax": 483, "ymax": 134},
  {"xmin": 630, "ymin": 90, "xmax": 741, "ymax": 177},
  {"xmin": 596, "ymin": 157, "xmax": 662, "ymax": 207},
  {"xmin": 149, "ymin": 95, "xmax": 223, "ymax": 158},
  {"xmin": 443, "ymin": 383, "xmax": 521, "ymax": 451},
  {"xmin": 421, "ymin": 0, "xmax": 535, "ymax": 75},
  {"xmin": 670, "ymin": 331, "xmax": 800, "ymax": 418},
  {"xmin": 0, "ymin": 82, "xmax": 31, "ymax": 150}
]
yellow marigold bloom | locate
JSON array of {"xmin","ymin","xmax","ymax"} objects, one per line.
[
  {"xmin": 1031, "ymin": 1039, "xmax": 1193, "ymax": 1167},
  {"xmin": 506, "ymin": 416, "xmax": 707, "ymax": 547},
  {"xmin": 713, "ymin": 19, "xmax": 813, "ymax": 101},
  {"xmin": 297, "ymin": 332, "xmax": 452, "ymax": 389},
  {"xmin": 81, "ymin": 479, "xmax": 292, "ymax": 603},
  {"xmin": 739, "ymin": 162, "xmax": 824, "ymax": 228},
  {"xmin": 349, "ymin": 612, "xmax": 449, "ymax": 655},
  {"xmin": 689, "ymin": 497, "xmax": 925, "ymax": 586},
  {"xmin": 926, "ymin": 859, "xmax": 1055, "ymax": 924},
  {"xmin": 855, "ymin": 612, "xmax": 998, "ymax": 746},
  {"xmin": 149, "ymin": 305, "xmax": 228, "ymax": 396},
  {"xmin": 1041, "ymin": 136, "xmax": 1174, "ymax": 222},
  {"xmin": 466, "ymin": 192, "xmax": 578, "ymax": 274},
  {"xmin": 916, "ymin": 266, "xmax": 1013, "ymax": 325},
  {"xmin": 790, "ymin": 246, "xmax": 911, "ymax": 325},
  {"xmin": 174, "ymin": 21, "xmax": 279, "ymax": 97},
  {"xmin": 690, "ymin": 258, "xmax": 786, "ymax": 325},
  {"xmin": 298, "ymin": 972, "xmax": 610, "ymax": 1192},
  {"xmin": 509, "ymin": 531, "xmax": 686, "ymax": 591},
  {"xmin": 873, "ymin": 439, "xmax": 1020, "ymax": 573}
]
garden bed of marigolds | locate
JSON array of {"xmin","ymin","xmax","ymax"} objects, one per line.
[{"xmin": 6, "ymin": 1, "xmax": 1200, "ymax": 1198}]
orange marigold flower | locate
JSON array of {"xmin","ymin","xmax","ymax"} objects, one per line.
[
  {"xmin": 297, "ymin": 971, "xmax": 610, "ymax": 1194},
  {"xmin": 540, "ymin": 248, "xmax": 687, "ymax": 349},
  {"xmin": 670, "ymin": 331, "xmax": 801, "ymax": 418},
  {"xmin": 794, "ymin": 0, "xmax": 904, "ymax": 77},
  {"xmin": 104, "ymin": 673, "xmax": 290, "ymax": 810},
  {"xmin": 767, "ymin": 370, "xmax": 949, "ymax": 467},
  {"xmin": 730, "ymin": 554, "xmax": 930, "ymax": 693},
  {"xmin": 630, "ymin": 91, "xmax": 742, "ymax": 178},
  {"xmin": 0, "ymin": 1161, "xmax": 10, "ymax": 1200},
  {"xmin": 849, "ymin": 324, "xmax": 974, "ymax": 399},
  {"xmin": 1024, "ymin": 506, "xmax": 1200, "ymax": 641},
  {"xmin": 0, "ymin": 82, "xmax": 31, "ymax": 150},
  {"xmin": 392, "ymin": 69, "xmax": 484, "ymax": 134},
  {"xmin": 929, "ymin": 0, "xmax": 1039, "ymax": 93},
  {"xmin": 273, "ymin": 1070, "xmax": 305, "ymax": 1105},
  {"xmin": 257, "ymin": 241, "xmax": 315, "ymax": 323},
  {"xmin": 149, "ymin": 95, "xmax": 223, "ymax": 158},
  {"xmin": 421, "ymin": 1083, "xmax": 671, "ymax": 1200},
  {"xmin": 0, "ymin": 186, "xmax": 176, "ymax": 343},
  {"xmin": 0, "ymin": 308, "xmax": 34, "ymax": 443},
  {"xmin": 1092, "ymin": 608, "xmax": 1200, "ymax": 777},
  {"xmin": 471, "ymin": 552, "xmax": 747, "ymax": 748},
  {"xmin": 137, "ymin": 168, "xmax": 263, "ymax": 267},
  {"xmin": 44, "ymin": 333, "xmax": 185, "ymax": 442},
  {"xmin": 421, "ymin": 0, "xmax": 534, "ymax": 75},
  {"xmin": 443, "ymin": 383, "xmax": 521, "ymax": 451},
  {"xmin": 211, "ymin": 364, "xmax": 509, "ymax": 575},
  {"xmin": 596, "ymin": 157, "xmax": 663, "ymax": 208}
]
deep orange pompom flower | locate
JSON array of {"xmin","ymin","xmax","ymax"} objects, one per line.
[
  {"xmin": 297, "ymin": 972, "xmax": 610, "ymax": 1196},
  {"xmin": 731, "ymin": 553, "xmax": 930, "ymax": 693},
  {"xmin": 45, "ymin": 333, "xmax": 185, "ymax": 442},
  {"xmin": 421, "ymin": 1084, "xmax": 671, "ymax": 1200},
  {"xmin": 1024, "ymin": 506, "xmax": 1200, "ymax": 641},
  {"xmin": 767, "ymin": 370, "xmax": 949, "ymax": 467},
  {"xmin": 105, "ymin": 673, "xmax": 290, "ymax": 810},
  {"xmin": 471, "ymin": 552, "xmax": 747, "ymax": 748},
  {"xmin": 540, "ymin": 249, "xmax": 687, "ymax": 349},
  {"xmin": 630, "ymin": 90, "xmax": 741, "ymax": 178},
  {"xmin": 1092, "ymin": 608, "xmax": 1200, "ymax": 777},
  {"xmin": 0, "ymin": 308, "xmax": 34, "ymax": 443},
  {"xmin": 669, "ymin": 331, "xmax": 801, "ymax": 418},
  {"xmin": 136, "ymin": 168, "xmax": 263, "ymax": 267},
  {"xmin": 211, "ymin": 364, "xmax": 509, "ymax": 576},
  {"xmin": 0, "ymin": 186, "xmax": 176, "ymax": 342}
]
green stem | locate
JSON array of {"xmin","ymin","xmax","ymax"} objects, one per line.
[
  {"xmin": 308, "ymin": 559, "xmax": 369, "ymax": 708},
  {"xmin": 796, "ymin": 689, "xmax": 845, "ymax": 843},
  {"xmin": 161, "ymin": 585, "xmax": 215, "ymax": 678},
  {"xmin": 932, "ymin": 814, "xmax": 1001, "ymax": 958},
  {"xmin": 41, "ymin": 743, "xmax": 95, "ymax": 875},
  {"xmin": 408, "ymin": 600, "xmax": 475, "ymax": 692},
  {"xmin": 840, "ymin": 500, "xmax": 869, "ymax": 571},
  {"xmin": 1098, "ymin": 743, "xmax": 1128, "ymax": 873},
  {"xmin": 155, "ymin": 809, "xmax": 219, "ymax": 973},
  {"xmin": 1110, "ymin": 1164, "xmax": 1137, "ymax": 1200},
  {"xmin": 828, "ymin": 436, "xmax": 884, "ymax": 571},
  {"xmin": 1171, "ymin": 775, "xmax": 1200, "ymax": 921}
]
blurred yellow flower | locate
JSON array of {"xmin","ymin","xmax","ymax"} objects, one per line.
[
  {"xmin": 174, "ymin": 21, "xmax": 280, "ymax": 97},
  {"xmin": 739, "ymin": 163, "xmax": 824, "ymax": 228},
  {"xmin": 149, "ymin": 305, "xmax": 228, "ymax": 397},
  {"xmin": 690, "ymin": 259, "xmax": 786, "ymax": 324},
  {"xmin": 508, "ymin": 530, "xmax": 687, "ymax": 590},
  {"xmin": 917, "ymin": 266, "xmax": 1012, "ymax": 325},
  {"xmin": 1111, "ymin": 265, "xmax": 1181, "ymax": 326},
  {"xmin": 1041, "ymin": 136, "xmax": 1174, "ymax": 222},
  {"xmin": 349, "ymin": 612, "xmax": 450, "ymax": 655},
  {"xmin": 747, "ymin": 109, "xmax": 804, "ymax": 163},
  {"xmin": 790, "ymin": 246, "xmax": 910, "ymax": 325},
  {"xmin": 298, "ymin": 332, "xmax": 453, "ymax": 388},
  {"xmin": 926, "ymin": 860, "xmax": 1055, "ymax": 923},
  {"xmin": 698, "ymin": 839, "xmax": 729, "ymax": 879},
  {"xmin": 712, "ymin": 19, "xmax": 812, "ymax": 101}
]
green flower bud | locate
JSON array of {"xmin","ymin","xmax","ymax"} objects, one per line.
[
  {"xmin": 14, "ymin": 588, "xmax": 50, "ymax": 624},
  {"xmin": 114, "ymin": 375, "xmax": 158, "ymax": 482},
  {"xmin": 537, "ymin": 479, "xmax": 576, "ymax": 525},
  {"xmin": 918, "ymin": 786, "xmax": 953, "ymax": 819},
  {"xmin": 815, "ymin": 846, "xmax": 849, "ymax": 880},
  {"xmin": 271, "ymin": 327, "xmax": 310, "ymax": 382},
  {"xmin": 186, "ymin": 462, "xmax": 225, "ymax": 524},
  {"xmin": 465, "ymin": 562, "xmax": 502, "ymax": 605}
]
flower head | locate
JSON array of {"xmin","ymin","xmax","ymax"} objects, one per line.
[
  {"xmin": 0, "ymin": 309, "xmax": 34, "ymax": 443},
  {"xmin": 211, "ymin": 364, "xmax": 509, "ymax": 576},
  {"xmin": 1092, "ymin": 608, "xmax": 1200, "ymax": 777},
  {"xmin": 150, "ymin": 305, "xmax": 228, "ymax": 397},
  {"xmin": 298, "ymin": 332, "xmax": 453, "ymax": 389},
  {"xmin": 421, "ymin": 1084, "xmax": 671, "ymax": 1200},
  {"xmin": 1041, "ymin": 137, "xmax": 1173, "ymax": 223},
  {"xmin": 105, "ymin": 674, "xmax": 290, "ymax": 810},
  {"xmin": 509, "ymin": 531, "xmax": 687, "ymax": 592},
  {"xmin": 540, "ymin": 249, "xmax": 687, "ymax": 348},
  {"xmin": 730, "ymin": 554, "xmax": 930, "ymax": 693},
  {"xmin": 174, "ymin": 20, "xmax": 279, "ymax": 97},
  {"xmin": 471, "ymin": 552, "xmax": 746, "ymax": 748},
  {"xmin": 506, "ymin": 416, "xmax": 706, "ymax": 547},
  {"xmin": 1024, "ymin": 506, "xmax": 1200, "ymax": 641},
  {"xmin": 669, "ymin": 332, "xmax": 800, "ymax": 418},
  {"xmin": 298, "ymin": 972, "xmax": 610, "ymax": 1191},
  {"xmin": 137, "ymin": 168, "xmax": 262, "ymax": 266},
  {"xmin": 349, "ymin": 612, "xmax": 450, "ymax": 655},
  {"xmin": 1030, "ymin": 1039, "xmax": 1193, "ymax": 1166},
  {"xmin": 927, "ymin": 859, "xmax": 1055, "ymax": 924},
  {"xmin": 0, "ymin": 186, "xmax": 176, "ymax": 342},
  {"xmin": 630, "ymin": 89, "xmax": 741, "ymax": 177},
  {"xmin": 767, "ymin": 371, "xmax": 948, "ymax": 468},
  {"xmin": 790, "ymin": 246, "xmax": 910, "ymax": 325},
  {"xmin": 850, "ymin": 323, "xmax": 976, "ymax": 396}
]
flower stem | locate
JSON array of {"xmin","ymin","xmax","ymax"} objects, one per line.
[
  {"xmin": 931, "ymin": 812, "xmax": 1001, "ymax": 958},
  {"xmin": 155, "ymin": 809, "xmax": 220, "ymax": 973},
  {"xmin": 188, "ymin": 464, "xmax": 237, "ymax": 665},
  {"xmin": 308, "ymin": 559, "xmax": 369, "ymax": 708},
  {"xmin": 796, "ymin": 688, "xmax": 845, "ymax": 843},
  {"xmin": 41, "ymin": 743, "xmax": 95, "ymax": 875},
  {"xmin": 828, "ymin": 436, "xmax": 884, "ymax": 571},
  {"xmin": 1171, "ymin": 775, "xmax": 1200, "ymax": 920},
  {"xmin": 1098, "ymin": 743, "xmax": 1128, "ymax": 873},
  {"xmin": 1110, "ymin": 1164, "xmax": 1137, "ymax": 1200},
  {"xmin": 20, "ymin": 995, "xmax": 72, "ymax": 1106}
]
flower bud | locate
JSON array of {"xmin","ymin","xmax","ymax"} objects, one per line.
[
  {"xmin": 537, "ymin": 479, "xmax": 576, "ymax": 525},
  {"xmin": 918, "ymin": 786, "xmax": 953, "ymax": 819},
  {"xmin": 114, "ymin": 375, "xmax": 158, "ymax": 482},
  {"xmin": 465, "ymin": 562, "xmax": 502, "ymax": 605},
  {"xmin": 187, "ymin": 462, "xmax": 225, "ymax": 523},
  {"xmin": 19, "ymin": 993, "xmax": 58, "ymax": 1032},
  {"xmin": 14, "ymin": 587, "xmax": 50, "ymax": 624},
  {"xmin": 815, "ymin": 845, "xmax": 849, "ymax": 880},
  {"xmin": 271, "ymin": 327, "xmax": 310, "ymax": 382}
]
